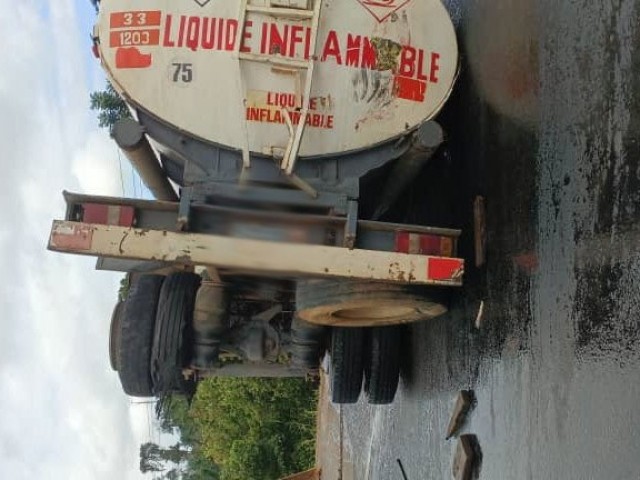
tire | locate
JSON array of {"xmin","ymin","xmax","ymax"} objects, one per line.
[
  {"xmin": 365, "ymin": 326, "xmax": 402, "ymax": 405},
  {"xmin": 109, "ymin": 301, "xmax": 125, "ymax": 371},
  {"xmin": 297, "ymin": 279, "xmax": 448, "ymax": 327},
  {"xmin": 329, "ymin": 327, "xmax": 365, "ymax": 404},
  {"xmin": 117, "ymin": 275, "xmax": 165, "ymax": 397},
  {"xmin": 151, "ymin": 272, "xmax": 201, "ymax": 394}
]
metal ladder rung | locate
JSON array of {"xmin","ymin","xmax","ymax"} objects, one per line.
[
  {"xmin": 239, "ymin": 51, "xmax": 310, "ymax": 69},
  {"xmin": 246, "ymin": 5, "xmax": 314, "ymax": 19}
]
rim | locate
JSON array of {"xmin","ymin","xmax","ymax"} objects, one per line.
[
  {"xmin": 301, "ymin": 300, "xmax": 447, "ymax": 327},
  {"xmin": 331, "ymin": 306, "xmax": 418, "ymax": 322}
]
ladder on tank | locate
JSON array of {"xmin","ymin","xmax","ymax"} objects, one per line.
[{"xmin": 235, "ymin": 0, "xmax": 323, "ymax": 189}]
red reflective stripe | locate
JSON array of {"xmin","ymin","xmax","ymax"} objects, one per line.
[
  {"xmin": 419, "ymin": 234, "xmax": 441, "ymax": 255},
  {"xmin": 397, "ymin": 232, "xmax": 454, "ymax": 257},
  {"xmin": 82, "ymin": 204, "xmax": 109, "ymax": 224},
  {"xmin": 118, "ymin": 207, "xmax": 136, "ymax": 227},
  {"xmin": 395, "ymin": 232, "xmax": 410, "ymax": 253},
  {"xmin": 427, "ymin": 257, "xmax": 464, "ymax": 281}
]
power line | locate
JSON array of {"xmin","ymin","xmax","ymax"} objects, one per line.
[
  {"xmin": 131, "ymin": 162, "xmax": 137, "ymax": 198},
  {"xmin": 116, "ymin": 148, "xmax": 125, "ymax": 196}
]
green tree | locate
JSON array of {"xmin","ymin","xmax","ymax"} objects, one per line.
[
  {"xmin": 90, "ymin": 82, "xmax": 130, "ymax": 131},
  {"xmin": 139, "ymin": 442, "xmax": 190, "ymax": 474},
  {"xmin": 190, "ymin": 378, "xmax": 317, "ymax": 479},
  {"xmin": 118, "ymin": 273, "xmax": 131, "ymax": 301}
]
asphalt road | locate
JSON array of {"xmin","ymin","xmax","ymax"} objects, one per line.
[{"xmin": 338, "ymin": 1, "xmax": 640, "ymax": 479}]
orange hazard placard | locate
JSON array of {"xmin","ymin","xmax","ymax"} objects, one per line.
[
  {"xmin": 110, "ymin": 29, "xmax": 160, "ymax": 48},
  {"xmin": 110, "ymin": 11, "xmax": 162, "ymax": 28}
]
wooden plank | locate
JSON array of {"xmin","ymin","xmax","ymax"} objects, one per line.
[
  {"xmin": 446, "ymin": 390, "xmax": 474, "ymax": 439},
  {"xmin": 452, "ymin": 435, "xmax": 476, "ymax": 480}
]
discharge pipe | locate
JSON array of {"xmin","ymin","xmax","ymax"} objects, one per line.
[
  {"xmin": 372, "ymin": 120, "xmax": 444, "ymax": 219},
  {"xmin": 111, "ymin": 118, "xmax": 178, "ymax": 202}
]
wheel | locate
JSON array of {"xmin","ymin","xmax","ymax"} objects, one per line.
[
  {"xmin": 116, "ymin": 275, "xmax": 165, "ymax": 397},
  {"xmin": 365, "ymin": 326, "xmax": 402, "ymax": 405},
  {"xmin": 109, "ymin": 301, "xmax": 125, "ymax": 371},
  {"xmin": 151, "ymin": 272, "xmax": 202, "ymax": 394},
  {"xmin": 329, "ymin": 327, "xmax": 365, "ymax": 404},
  {"xmin": 297, "ymin": 279, "xmax": 448, "ymax": 327}
]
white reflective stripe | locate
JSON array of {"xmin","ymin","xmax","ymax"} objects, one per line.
[
  {"xmin": 408, "ymin": 233, "xmax": 421, "ymax": 254},
  {"xmin": 107, "ymin": 206, "xmax": 121, "ymax": 225}
]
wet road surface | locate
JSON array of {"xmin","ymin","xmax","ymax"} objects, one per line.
[{"xmin": 340, "ymin": 1, "xmax": 640, "ymax": 479}]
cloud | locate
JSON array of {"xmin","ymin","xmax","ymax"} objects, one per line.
[
  {"xmin": 73, "ymin": 131, "xmax": 125, "ymax": 196},
  {"xmin": 0, "ymin": 1, "xmax": 149, "ymax": 478}
]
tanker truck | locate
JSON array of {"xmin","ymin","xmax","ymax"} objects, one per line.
[{"xmin": 48, "ymin": 0, "xmax": 463, "ymax": 405}]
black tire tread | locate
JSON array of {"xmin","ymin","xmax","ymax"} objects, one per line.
[
  {"xmin": 152, "ymin": 272, "xmax": 201, "ymax": 394},
  {"xmin": 330, "ymin": 327, "xmax": 365, "ymax": 404},
  {"xmin": 366, "ymin": 326, "xmax": 402, "ymax": 405},
  {"xmin": 109, "ymin": 301, "xmax": 125, "ymax": 371},
  {"xmin": 117, "ymin": 275, "xmax": 164, "ymax": 397}
]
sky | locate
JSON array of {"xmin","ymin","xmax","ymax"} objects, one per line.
[{"xmin": 0, "ymin": 1, "xmax": 155, "ymax": 478}]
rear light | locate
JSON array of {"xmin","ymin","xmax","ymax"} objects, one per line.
[
  {"xmin": 80, "ymin": 203, "xmax": 135, "ymax": 227},
  {"xmin": 92, "ymin": 43, "xmax": 100, "ymax": 59},
  {"xmin": 395, "ymin": 232, "xmax": 455, "ymax": 257}
]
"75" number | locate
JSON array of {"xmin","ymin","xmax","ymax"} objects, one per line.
[{"xmin": 172, "ymin": 63, "xmax": 193, "ymax": 83}]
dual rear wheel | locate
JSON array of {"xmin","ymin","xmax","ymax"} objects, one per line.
[
  {"xmin": 329, "ymin": 326, "xmax": 403, "ymax": 405},
  {"xmin": 110, "ymin": 272, "xmax": 200, "ymax": 397},
  {"xmin": 109, "ymin": 276, "xmax": 444, "ymax": 404}
]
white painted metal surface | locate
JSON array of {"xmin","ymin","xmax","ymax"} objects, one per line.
[
  {"xmin": 97, "ymin": 0, "xmax": 458, "ymax": 158},
  {"xmin": 48, "ymin": 221, "xmax": 464, "ymax": 286}
]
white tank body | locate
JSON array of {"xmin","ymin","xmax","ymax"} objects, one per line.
[{"xmin": 97, "ymin": 0, "xmax": 458, "ymax": 157}]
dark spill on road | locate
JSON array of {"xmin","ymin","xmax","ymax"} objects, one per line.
[{"xmin": 343, "ymin": 1, "xmax": 640, "ymax": 479}]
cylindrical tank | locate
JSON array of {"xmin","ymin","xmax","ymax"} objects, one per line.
[{"xmin": 96, "ymin": 0, "xmax": 458, "ymax": 160}]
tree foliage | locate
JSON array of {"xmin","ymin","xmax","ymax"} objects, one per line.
[
  {"xmin": 139, "ymin": 442, "xmax": 190, "ymax": 473},
  {"xmin": 191, "ymin": 378, "xmax": 317, "ymax": 480},
  {"xmin": 89, "ymin": 82, "xmax": 130, "ymax": 131},
  {"xmin": 118, "ymin": 274, "xmax": 131, "ymax": 302},
  {"xmin": 150, "ymin": 378, "xmax": 317, "ymax": 480}
]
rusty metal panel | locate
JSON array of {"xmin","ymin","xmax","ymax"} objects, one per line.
[
  {"xmin": 96, "ymin": 0, "xmax": 458, "ymax": 158},
  {"xmin": 48, "ymin": 221, "xmax": 463, "ymax": 286}
]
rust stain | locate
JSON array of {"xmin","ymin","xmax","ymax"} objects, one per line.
[
  {"xmin": 370, "ymin": 37, "xmax": 402, "ymax": 72},
  {"xmin": 118, "ymin": 231, "xmax": 129, "ymax": 254},
  {"xmin": 175, "ymin": 254, "xmax": 193, "ymax": 264},
  {"xmin": 388, "ymin": 261, "xmax": 407, "ymax": 282}
]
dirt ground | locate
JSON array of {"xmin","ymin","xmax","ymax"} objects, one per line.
[{"xmin": 314, "ymin": 368, "xmax": 355, "ymax": 480}]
